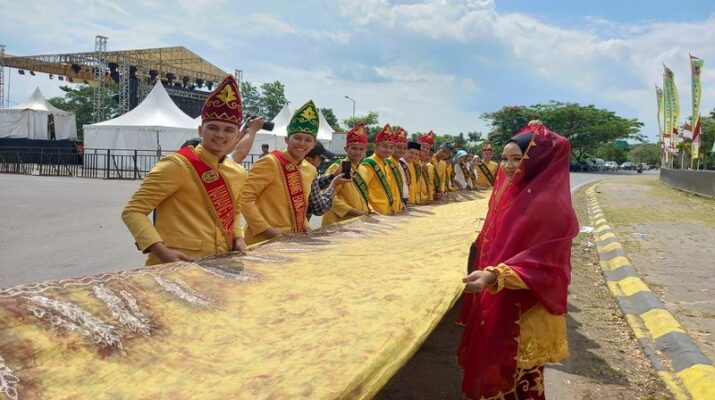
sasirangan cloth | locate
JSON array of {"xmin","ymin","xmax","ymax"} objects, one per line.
[{"xmin": 0, "ymin": 194, "xmax": 488, "ymax": 400}]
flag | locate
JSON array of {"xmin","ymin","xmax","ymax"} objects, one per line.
[
  {"xmin": 665, "ymin": 66, "xmax": 680, "ymax": 141},
  {"xmin": 690, "ymin": 55, "xmax": 704, "ymax": 160},
  {"xmin": 656, "ymin": 85, "xmax": 664, "ymax": 152},
  {"xmin": 663, "ymin": 68, "xmax": 673, "ymax": 148}
]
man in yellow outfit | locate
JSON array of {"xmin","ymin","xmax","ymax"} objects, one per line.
[
  {"xmin": 430, "ymin": 133, "xmax": 449, "ymax": 200},
  {"xmin": 391, "ymin": 127, "xmax": 410, "ymax": 209},
  {"xmin": 322, "ymin": 122, "xmax": 371, "ymax": 227},
  {"xmin": 241, "ymin": 100, "xmax": 320, "ymax": 245},
  {"xmin": 418, "ymin": 132, "xmax": 436, "ymax": 203},
  {"xmin": 362, "ymin": 124, "xmax": 399, "ymax": 215},
  {"xmin": 122, "ymin": 75, "xmax": 260, "ymax": 265},
  {"xmin": 441, "ymin": 142, "xmax": 456, "ymax": 192},
  {"xmin": 404, "ymin": 141, "xmax": 422, "ymax": 205},
  {"xmin": 474, "ymin": 142, "xmax": 499, "ymax": 189}
]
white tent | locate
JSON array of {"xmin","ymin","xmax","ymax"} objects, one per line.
[
  {"xmin": 0, "ymin": 87, "xmax": 77, "ymax": 140},
  {"xmin": 84, "ymin": 81, "xmax": 197, "ymax": 153}
]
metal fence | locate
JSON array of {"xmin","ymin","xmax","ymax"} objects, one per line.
[{"xmin": 0, "ymin": 147, "xmax": 260, "ymax": 180}]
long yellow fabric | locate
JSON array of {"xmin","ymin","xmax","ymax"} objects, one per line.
[{"xmin": 0, "ymin": 195, "xmax": 488, "ymax": 400}]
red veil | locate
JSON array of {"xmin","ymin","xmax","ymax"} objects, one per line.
[{"xmin": 457, "ymin": 122, "xmax": 578, "ymax": 399}]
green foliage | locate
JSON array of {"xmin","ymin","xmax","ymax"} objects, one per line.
[
  {"xmin": 343, "ymin": 111, "xmax": 381, "ymax": 140},
  {"xmin": 481, "ymin": 102, "xmax": 644, "ymax": 161},
  {"xmin": 48, "ymin": 83, "xmax": 119, "ymax": 140},
  {"xmin": 239, "ymin": 80, "xmax": 288, "ymax": 120},
  {"xmin": 320, "ymin": 108, "xmax": 342, "ymax": 132},
  {"xmin": 696, "ymin": 114, "xmax": 715, "ymax": 169},
  {"xmin": 594, "ymin": 142, "xmax": 628, "ymax": 164},
  {"xmin": 259, "ymin": 81, "xmax": 288, "ymax": 120},
  {"xmin": 628, "ymin": 143, "xmax": 660, "ymax": 165}
]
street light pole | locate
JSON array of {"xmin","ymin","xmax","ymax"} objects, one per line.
[{"xmin": 344, "ymin": 95, "xmax": 355, "ymax": 119}]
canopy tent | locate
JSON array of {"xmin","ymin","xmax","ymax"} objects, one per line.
[
  {"xmin": 84, "ymin": 81, "xmax": 197, "ymax": 153},
  {"xmin": 0, "ymin": 87, "xmax": 77, "ymax": 140}
]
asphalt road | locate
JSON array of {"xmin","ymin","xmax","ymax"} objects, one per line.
[{"xmin": 0, "ymin": 171, "xmax": 654, "ymax": 288}]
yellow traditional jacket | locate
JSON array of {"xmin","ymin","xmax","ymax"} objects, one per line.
[
  {"xmin": 486, "ymin": 264, "xmax": 569, "ymax": 368},
  {"xmin": 362, "ymin": 154, "xmax": 396, "ymax": 215},
  {"xmin": 407, "ymin": 162, "xmax": 421, "ymax": 205},
  {"xmin": 241, "ymin": 151, "xmax": 316, "ymax": 245},
  {"xmin": 445, "ymin": 160, "xmax": 456, "ymax": 192},
  {"xmin": 387, "ymin": 156, "xmax": 405, "ymax": 213},
  {"xmin": 475, "ymin": 160, "xmax": 499, "ymax": 189},
  {"xmin": 322, "ymin": 161, "xmax": 371, "ymax": 227},
  {"xmin": 421, "ymin": 161, "xmax": 435, "ymax": 202},
  {"xmin": 431, "ymin": 156, "xmax": 447, "ymax": 193},
  {"xmin": 121, "ymin": 145, "xmax": 246, "ymax": 266}
]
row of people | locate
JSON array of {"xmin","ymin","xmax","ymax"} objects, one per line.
[{"xmin": 121, "ymin": 75, "xmax": 496, "ymax": 265}]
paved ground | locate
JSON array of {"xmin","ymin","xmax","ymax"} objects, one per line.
[{"xmin": 597, "ymin": 175, "xmax": 715, "ymax": 364}]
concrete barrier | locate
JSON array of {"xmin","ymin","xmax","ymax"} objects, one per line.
[{"xmin": 660, "ymin": 168, "xmax": 715, "ymax": 198}]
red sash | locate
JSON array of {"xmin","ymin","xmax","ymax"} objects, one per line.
[
  {"xmin": 176, "ymin": 147, "xmax": 235, "ymax": 245},
  {"xmin": 271, "ymin": 150, "xmax": 308, "ymax": 233}
]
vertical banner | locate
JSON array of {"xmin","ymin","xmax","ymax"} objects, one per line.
[
  {"xmin": 690, "ymin": 55, "xmax": 704, "ymax": 161},
  {"xmin": 664, "ymin": 65, "xmax": 680, "ymax": 153},
  {"xmin": 663, "ymin": 69, "xmax": 673, "ymax": 150},
  {"xmin": 656, "ymin": 85, "xmax": 664, "ymax": 149}
]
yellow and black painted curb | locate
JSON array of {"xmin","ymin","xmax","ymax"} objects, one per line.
[{"xmin": 585, "ymin": 184, "xmax": 715, "ymax": 400}]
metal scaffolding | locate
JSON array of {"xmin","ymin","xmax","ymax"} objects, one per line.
[
  {"xmin": 93, "ymin": 35, "xmax": 108, "ymax": 122},
  {"xmin": 117, "ymin": 55, "xmax": 130, "ymax": 114},
  {"xmin": 0, "ymin": 40, "xmax": 239, "ymax": 118}
]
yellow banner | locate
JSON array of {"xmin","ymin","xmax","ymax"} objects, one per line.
[
  {"xmin": 690, "ymin": 55, "xmax": 704, "ymax": 161},
  {"xmin": 0, "ymin": 194, "xmax": 488, "ymax": 399}
]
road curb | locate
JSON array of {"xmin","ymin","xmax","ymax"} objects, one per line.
[{"xmin": 585, "ymin": 184, "xmax": 715, "ymax": 400}]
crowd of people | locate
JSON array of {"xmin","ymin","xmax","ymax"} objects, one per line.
[
  {"xmin": 120, "ymin": 75, "xmax": 577, "ymax": 400},
  {"xmin": 121, "ymin": 74, "xmax": 501, "ymax": 262}
]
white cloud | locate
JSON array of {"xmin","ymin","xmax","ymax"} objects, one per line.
[{"xmin": 338, "ymin": 0, "xmax": 715, "ymax": 140}]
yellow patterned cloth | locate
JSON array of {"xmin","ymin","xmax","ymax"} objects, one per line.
[{"xmin": 0, "ymin": 194, "xmax": 487, "ymax": 400}]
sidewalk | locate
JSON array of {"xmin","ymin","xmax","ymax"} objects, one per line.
[{"xmin": 591, "ymin": 175, "xmax": 715, "ymax": 399}]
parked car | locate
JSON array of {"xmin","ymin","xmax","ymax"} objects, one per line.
[
  {"xmin": 585, "ymin": 158, "xmax": 606, "ymax": 171},
  {"xmin": 620, "ymin": 161, "xmax": 636, "ymax": 170},
  {"xmin": 570, "ymin": 160, "xmax": 593, "ymax": 172},
  {"xmin": 604, "ymin": 161, "xmax": 618, "ymax": 171}
]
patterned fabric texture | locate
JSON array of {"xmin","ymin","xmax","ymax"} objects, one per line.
[{"xmin": 0, "ymin": 194, "xmax": 487, "ymax": 400}]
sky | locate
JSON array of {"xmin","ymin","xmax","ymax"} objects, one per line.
[{"xmin": 2, "ymin": 0, "xmax": 715, "ymax": 142}]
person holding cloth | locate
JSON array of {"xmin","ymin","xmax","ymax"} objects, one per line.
[
  {"xmin": 457, "ymin": 121, "xmax": 578, "ymax": 400},
  {"xmin": 322, "ymin": 122, "xmax": 371, "ymax": 227},
  {"xmin": 241, "ymin": 100, "xmax": 321, "ymax": 245},
  {"xmin": 362, "ymin": 124, "xmax": 400, "ymax": 215},
  {"xmin": 122, "ymin": 75, "xmax": 261, "ymax": 265}
]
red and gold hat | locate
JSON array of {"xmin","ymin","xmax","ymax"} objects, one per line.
[
  {"xmin": 374, "ymin": 124, "xmax": 394, "ymax": 143},
  {"xmin": 346, "ymin": 122, "xmax": 369, "ymax": 145},
  {"xmin": 394, "ymin": 127, "xmax": 409, "ymax": 144},
  {"xmin": 418, "ymin": 130, "xmax": 435, "ymax": 146},
  {"xmin": 201, "ymin": 75, "xmax": 243, "ymax": 126}
]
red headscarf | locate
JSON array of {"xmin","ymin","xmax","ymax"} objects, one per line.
[{"xmin": 457, "ymin": 121, "xmax": 578, "ymax": 399}]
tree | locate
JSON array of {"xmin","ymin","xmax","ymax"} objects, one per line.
[
  {"xmin": 48, "ymin": 83, "xmax": 119, "ymax": 140},
  {"xmin": 482, "ymin": 102, "xmax": 644, "ymax": 161},
  {"xmin": 240, "ymin": 81, "xmax": 262, "ymax": 117},
  {"xmin": 629, "ymin": 143, "xmax": 660, "ymax": 165},
  {"xmin": 320, "ymin": 108, "xmax": 343, "ymax": 132},
  {"xmin": 344, "ymin": 111, "xmax": 381, "ymax": 140},
  {"xmin": 259, "ymin": 81, "xmax": 288, "ymax": 120},
  {"xmin": 594, "ymin": 142, "xmax": 628, "ymax": 164}
]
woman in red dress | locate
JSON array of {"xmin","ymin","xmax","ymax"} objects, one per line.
[{"xmin": 457, "ymin": 121, "xmax": 578, "ymax": 400}]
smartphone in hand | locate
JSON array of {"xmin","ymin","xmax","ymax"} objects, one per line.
[{"xmin": 341, "ymin": 161, "xmax": 353, "ymax": 179}]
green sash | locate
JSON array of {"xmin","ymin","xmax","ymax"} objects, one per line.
[
  {"xmin": 331, "ymin": 159, "xmax": 370, "ymax": 208},
  {"xmin": 477, "ymin": 161, "xmax": 495, "ymax": 186},
  {"xmin": 362, "ymin": 158, "xmax": 394, "ymax": 206},
  {"xmin": 431, "ymin": 160, "xmax": 442, "ymax": 192},
  {"xmin": 384, "ymin": 158, "xmax": 404, "ymax": 198}
]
